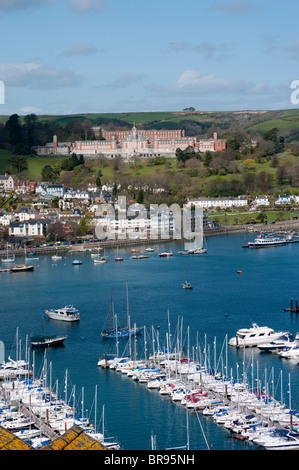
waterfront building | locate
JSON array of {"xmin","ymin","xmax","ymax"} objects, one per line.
[{"xmin": 9, "ymin": 219, "xmax": 48, "ymax": 237}]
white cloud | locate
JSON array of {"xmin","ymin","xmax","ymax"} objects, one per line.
[
  {"xmin": 61, "ymin": 43, "xmax": 100, "ymax": 56},
  {"xmin": 211, "ymin": 0, "xmax": 259, "ymax": 15},
  {"xmin": 100, "ymin": 73, "xmax": 145, "ymax": 89},
  {"xmin": 0, "ymin": 0, "xmax": 49, "ymax": 11},
  {"xmin": 169, "ymin": 41, "xmax": 235, "ymax": 60},
  {"xmin": 0, "ymin": 0, "xmax": 106, "ymax": 12},
  {"xmin": 0, "ymin": 62, "xmax": 83, "ymax": 88},
  {"xmin": 64, "ymin": 0, "xmax": 106, "ymax": 12},
  {"xmin": 148, "ymin": 70, "xmax": 270, "ymax": 98}
]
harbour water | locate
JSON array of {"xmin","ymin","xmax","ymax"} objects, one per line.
[{"xmin": 1, "ymin": 232, "xmax": 299, "ymax": 450}]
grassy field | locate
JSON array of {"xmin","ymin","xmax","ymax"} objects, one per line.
[
  {"xmin": 210, "ymin": 209, "xmax": 299, "ymax": 225},
  {"xmin": 0, "ymin": 149, "xmax": 67, "ymax": 179}
]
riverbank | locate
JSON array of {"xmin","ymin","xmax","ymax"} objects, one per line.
[{"xmin": 2, "ymin": 220, "xmax": 299, "ymax": 257}]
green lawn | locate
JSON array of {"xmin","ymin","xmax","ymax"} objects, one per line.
[{"xmin": 211, "ymin": 209, "xmax": 299, "ymax": 225}]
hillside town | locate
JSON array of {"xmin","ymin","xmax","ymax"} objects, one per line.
[{"xmin": 1, "ymin": 167, "xmax": 299, "ymax": 248}]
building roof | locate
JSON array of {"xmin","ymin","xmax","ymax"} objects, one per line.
[
  {"xmin": 40, "ymin": 425, "xmax": 106, "ymax": 450},
  {"xmin": 0, "ymin": 425, "xmax": 106, "ymax": 451},
  {"xmin": 0, "ymin": 426, "xmax": 33, "ymax": 450}
]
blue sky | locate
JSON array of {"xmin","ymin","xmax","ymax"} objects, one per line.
[{"xmin": 0, "ymin": 0, "xmax": 299, "ymax": 115}]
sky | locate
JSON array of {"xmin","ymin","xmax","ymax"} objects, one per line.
[{"xmin": 0, "ymin": 0, "xmax": 299, "ymax": 115}]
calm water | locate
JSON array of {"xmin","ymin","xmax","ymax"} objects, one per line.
[{"xmin": 1, "ymin": 232, "xmax": 299, "ymax": 450}]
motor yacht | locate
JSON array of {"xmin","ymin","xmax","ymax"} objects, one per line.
[
  {"xmin": 45, "ymin": 305, "xmax": 80, "ymax": 322},
  {"xmin": 228, "ymin": 323, "xmax": 287, "ymax": 348},
  {"xmin": 258, "ymin": 333, "xmax": 296, "ymax": 353}
]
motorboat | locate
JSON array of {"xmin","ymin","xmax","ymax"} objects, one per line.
[
  {"xmin": 45, "ymin": 305, "xmax": 80, "ymax": 322},
  {"xmin": 260, "ymin": 429, "xmax": 299, "ymax": 450},
  {"xmin": 159, "ymin": 251, "xmax": 173, "ymax": 257},
  {"xmin": 72, "ymin": 260, "xmax": 82, "ymax": 265},
  {"xmin": 258, "ymin": 334, "xmax": 296, "ymax": 353},
  {"xmin": 228, "ymin": 323, "xmax": 287, "ymax": 348},
  {"xmin": 278, "ymin": 343, "xmax": 299, "ymax": 359},
  {"xmin": 52, "ymin": 255, "xmax": 62, "ymax": 261}
]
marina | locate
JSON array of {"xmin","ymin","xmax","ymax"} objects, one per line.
[{"xmin": 1, "ymin": 231, "xmax": 299, "ymax": 450}]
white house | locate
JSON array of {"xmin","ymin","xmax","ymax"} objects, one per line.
[
  {"xmin": 187, "ymin": 197, "xmax": 248, "ymax": 210},
  {"xmin": 275, "ymin": 194, "xmax": 291, "ymax": 205},
  {"xmin": 0, "ymin": 210, "xmax": 13, "ymax": 226},
  {"xmin": 63, "ymin": 189, "xmax": 90, "ymax": 201},
  {"xmin": 14, "ymin": 208, "xmax": 37, "ymax": 222},
  {"xmin": 42, "ymin": 185, "xmax": 65, "ymax": 199},
  {"xmin": 254, "ymin": 196, "xmax": 270, "ymax": 206}
]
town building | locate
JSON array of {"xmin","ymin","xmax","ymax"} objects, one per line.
[
  {"xmin": 9, "ymin": 219, "xmax": 48, "ymax": 237},
  {"xmin": 15, "ymin": 180, "xmax": 37, "ymax": 194},
  {"xmin": 0, "ymin": 174, "xmax": 16, "ymax": 192}
]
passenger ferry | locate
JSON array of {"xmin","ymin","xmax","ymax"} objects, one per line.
[{"xmin": 247, "ymin": 236, "xmax": 286, "ymax": 248}]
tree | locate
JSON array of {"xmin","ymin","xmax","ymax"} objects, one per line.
[
  {"xmin": 41, "ymin": 164, "xmax": 60, "ymax": 183},
  {"xmin": 256, "ymin": 212, "xmax": 267, "ymax": 223},
  {"xmin": 276, "ymin": 165, "xmax": 287, "ymax": 185},
  {"xmin": 5, "ymin": 114, "xmax": 22, "ymax": 145},
  {"xmin": 8, "ymin": 155, "xmax": 28, "ymax": 173},
  {"xmin": 137, "ymin": 189, "xmax": 144, "ymax": 204}
]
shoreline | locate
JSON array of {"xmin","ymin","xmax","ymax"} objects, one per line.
[{"xmin": 1, "ymin": 220, "xmax": 299, "ymax": 257}]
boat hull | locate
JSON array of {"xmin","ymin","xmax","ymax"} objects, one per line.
[
  {"xmin": 101, "ymin": 327, "xmax": 143, "ymax": 339},
  {"xmin": 30, "ymin": 336, "xmax": 67, "ymax": 348}
]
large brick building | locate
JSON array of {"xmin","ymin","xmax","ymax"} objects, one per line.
[{"xmin": 32, "ymin": 126, "xmax": 226, "ymax": 159}]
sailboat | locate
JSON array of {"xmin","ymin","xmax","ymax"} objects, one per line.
[
  {"xmin": 1, "ymin": 243, "xmax": 14, "ymax": 263},
  {"xmin": 11, "ymin": 247, "xmax": 34, "ymax": 272},
  {"xmin": 94, "ymin": 246, "xmax": 107, "ymax": 264},
  {"xmin": 101, "ymin": 288, "xmax": 143, "ymax": 339},
  {"xmin": 182, "ymin": 263, "xmax": 193, "ymax": 289},
  {"xmin": 114, "ymin": 245, "xmax": 123, "ymax": 262}
]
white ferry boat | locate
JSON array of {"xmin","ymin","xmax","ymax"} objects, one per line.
[
  {"xmin": 228, "ymin": 323, "xmax": 287, "ymax": 348},
  {"xmin": 45, "ymin": 305, "xmax": 80, "ymax": 322},
  {"xmin": 247, "ymin": 236, "xmax": 286, "ymax": 248}
]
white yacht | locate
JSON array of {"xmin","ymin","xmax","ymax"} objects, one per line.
[
  {"xmin": 260, "ymin": 429, "xmax": 299, "ymax": 450},
  {"xmin": 45, "ymin": 305, "xmax": 80, "ymax": 322},
  {"xmin": 278, "ymin": 343, "xmax": 299, "ymax": 359},
  {"xmin": 257, "ymin": 334, "xmax": 296, "ymax": 353},
  {"xmin": 228, "ymin": 323, "xmax": 287, "ymax": 348}
]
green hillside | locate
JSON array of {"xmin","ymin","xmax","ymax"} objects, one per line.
[{"xmin": 0, "ymin": 109, "xmax": 299, "ymax": 140}]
